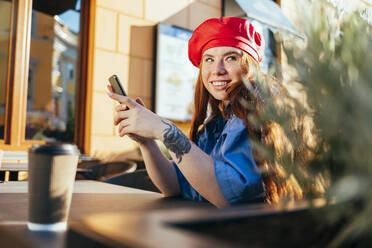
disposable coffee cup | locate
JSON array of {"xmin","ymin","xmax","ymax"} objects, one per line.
[{"xmin": 27, "ymin": 143, "xmax": 80, "ymax": 231}]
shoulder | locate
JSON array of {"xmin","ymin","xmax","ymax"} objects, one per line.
[
  {"xmin": 219, "ymin": 114, "xmax": 252, "ymax": 150},
  {"xmin": 223, "ymin": 114, "xmax": 246, "ymax": 133}
]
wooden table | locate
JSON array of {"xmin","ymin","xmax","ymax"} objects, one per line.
[
  {"xmin": 0, "ymin": 180, "xmax": 211, "ymax": 248},
  {"xmin": 0, "ymin": 181, "xmax": 346, "ymax": 248}
]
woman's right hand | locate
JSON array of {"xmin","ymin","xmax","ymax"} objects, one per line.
[
  {"xmin": 115, "ymin": 97, "xmax": 152, "ymax": 144},
  {"xmin": 107, "ymin": 85, "xmax": 152, "ymax": 145}
]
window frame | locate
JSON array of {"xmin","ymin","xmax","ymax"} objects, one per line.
[{"xmin": 0, "ymin": 0, "xmax": 92, "ymax": 154}]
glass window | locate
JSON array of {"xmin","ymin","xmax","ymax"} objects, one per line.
[
  {"xmin": 0, "ymin": 0, "xmax": 12, "ymax": 140},
  {"xmin": 26, "ymin": 0, "xmax": 81, "ymax": 142}
]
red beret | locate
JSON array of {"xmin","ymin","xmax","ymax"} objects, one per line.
[{"xmin": 188, "ymin": 17, "xmax": 265, "ymax": 67}]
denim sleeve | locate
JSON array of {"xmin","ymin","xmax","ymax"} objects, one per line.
[{"xmin": 214, "ymin": 118, "xmax": 264, "ymax": 204}]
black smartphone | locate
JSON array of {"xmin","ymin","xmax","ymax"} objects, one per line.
[{"xmin": 108, "ymin": 74, "xmax": 127, "ymax": 96}]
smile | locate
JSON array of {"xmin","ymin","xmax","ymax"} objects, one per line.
[{"xmin": 210, "ymin": 80, "xmax": 230, "ymax": 86}]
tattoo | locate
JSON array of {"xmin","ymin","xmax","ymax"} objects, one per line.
[{"xmin": 161, "ymin": 120, "xmax": 191, "ymax": 163}]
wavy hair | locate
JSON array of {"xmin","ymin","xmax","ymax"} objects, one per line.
[{"xmin": 189, "ymin": 52, "xmax": 326, "ymax": 204}]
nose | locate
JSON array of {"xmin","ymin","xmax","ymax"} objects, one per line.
[{"xmin": 213, "ymin": 59, "xmax": 227, "ymax": 75}]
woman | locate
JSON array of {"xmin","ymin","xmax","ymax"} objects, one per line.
[{"xmin": 108, "ymin": 17, "xmax": 298, "ymax": 207}]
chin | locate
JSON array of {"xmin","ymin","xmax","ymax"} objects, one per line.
[{"xmin": 211, "ymin": 94, "xmax": 225, "ymax": 101}]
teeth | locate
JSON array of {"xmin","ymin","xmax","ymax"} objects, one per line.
[{"xmin": 212, "ymin": 81, "xmax": 227, "ymax": 86}]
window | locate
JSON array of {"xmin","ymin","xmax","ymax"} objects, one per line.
[
  {"xmin": 25, "ymin": 0, "xmax": 81, "ymax": 142},
  {"xmin": 0, "ymin": 0, "xmax": 12, "ymax": 139},
  {"xmin": 0, "ymin": 0, "xmax": 90, "ymax": 151}
]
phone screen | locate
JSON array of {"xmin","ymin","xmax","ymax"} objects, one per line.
[{"xmin": 109, "ymin": 75, "xmax": 127, "ymax": 96}]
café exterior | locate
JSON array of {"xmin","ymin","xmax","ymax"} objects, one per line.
[{"xmin": 0, "ymin": 0, "xmax": 291, "ymax": 159}]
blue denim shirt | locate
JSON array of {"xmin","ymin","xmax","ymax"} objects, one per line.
[{"xmin": 172, "ymin": 114, "xmax": 265, "ymax": 204}]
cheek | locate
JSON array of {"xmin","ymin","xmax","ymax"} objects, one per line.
[
  {"xmin": 227, "ymin": 65, "xmax": 243, "ymax": 78},
  {"xmin": 201, "ymin": 67, "xmax": 210, "ymax": 85}
]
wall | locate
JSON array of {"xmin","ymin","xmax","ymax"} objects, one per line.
[{"xmin": 89, "ymin": 0, "xmax": 222, "ymax": 158}]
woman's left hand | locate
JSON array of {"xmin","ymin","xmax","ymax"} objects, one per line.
[{"xmin": 108, "ymin": 92, "xmax": 166, "ymax": 141}]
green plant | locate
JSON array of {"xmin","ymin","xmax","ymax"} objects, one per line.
[{"xmin": 259, "ymin": 0, "xmax": 372, "ymax": 245}]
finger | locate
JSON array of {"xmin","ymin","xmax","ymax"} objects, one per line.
[
  {"xmin": 115, "ymin": 103, "xmax": 129, "ymax": 112},
  {"xmin": 119, "ymin": 123, "xmax": 133, "ymax": 137},
  {"xmin": 114, "ymin": 110, "xmax": 131, "ymax": 125},
  {"xmin": 108, "ymin": 93, "xmax": 138, "ymax": 108},
  {"xmin": 115, "ymin": 104, "xmax": 124, "ymax": 112},
  {"xmin": 118, "ymin": 119, "xmax": 130, "ymax": 135},
  {"xmin": 119, "ymin": 128, "xmax": 129, "ymax": 137},
  {"xmin": 135, "ymin": 97, "xmax": 146, "ymax": 107}
]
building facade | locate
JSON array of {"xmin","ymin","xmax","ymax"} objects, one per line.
[
  {"xmin": 0, "ymin": 0, "xmax": 222, "ymax": 159},
  {"xmin": 1, "ymin": 0, "xmax": 310, "ymax": 160},
  {"xmin": 88, "ymin": 0, "xmax": 222, "ymax": 157}
]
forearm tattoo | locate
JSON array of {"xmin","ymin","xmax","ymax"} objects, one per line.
[{"xmin": 161, "ymin": 120, "xmax": 191, "ymax": 163}]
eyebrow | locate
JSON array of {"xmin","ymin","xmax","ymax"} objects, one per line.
[{"xmin": 202, "ymin": 51, "xmax": 243, "ymax": 58}]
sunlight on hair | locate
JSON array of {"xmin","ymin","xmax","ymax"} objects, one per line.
[{"xmin": 237, "ymin": 54, "xmax": 330, "ymax": 204}]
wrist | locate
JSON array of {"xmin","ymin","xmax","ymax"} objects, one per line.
[
  {"xmin": 155, "ymin": 118, "xmax": 169, "ymax": 141},
  {"xmin": 138, "ymin": 138, "xmax": 156, "ymax": 147},
  {"xmin": 138, "ymin": 140, "xmax": 157, "ymax": 154}
]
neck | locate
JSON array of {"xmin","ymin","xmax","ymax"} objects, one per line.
[{"xmin": 218, "ymin": 100, "xmax": 231, "ymax": 119}]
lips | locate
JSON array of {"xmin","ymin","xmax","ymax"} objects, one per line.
[{"xmin": 209, "ymin": 80, "xmax": 231, "ymax": 90}]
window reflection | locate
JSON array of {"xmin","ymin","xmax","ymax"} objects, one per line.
[
  {"xmin": 0, "ymin": 0, "xmax": 12, "ymax": 140},
  {"xmin": 26, "ymin": 0, "xmax": 80, "ymax": 142}
]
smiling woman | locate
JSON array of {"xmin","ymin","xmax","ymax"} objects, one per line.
[{"xmin": 106, "ymin": 17, "xmax": 275, "ymax": 207}]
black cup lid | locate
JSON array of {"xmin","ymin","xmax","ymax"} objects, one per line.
[{"xmin": 29, "ymin": 143, "xmax": 80, "ymax": 155}]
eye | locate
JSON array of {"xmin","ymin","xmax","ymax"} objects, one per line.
[
  {"xmin": 226, "ymin": 55, "xmax": 237, "ymax": 61},
  {"xmin": 204, "ymin": 57, "xmax": 214, "ymax": 62}
]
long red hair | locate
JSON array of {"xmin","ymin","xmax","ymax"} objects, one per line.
[{"xmin": 189, "ymin": 52, "xmax": 321, "ymax": 204}]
